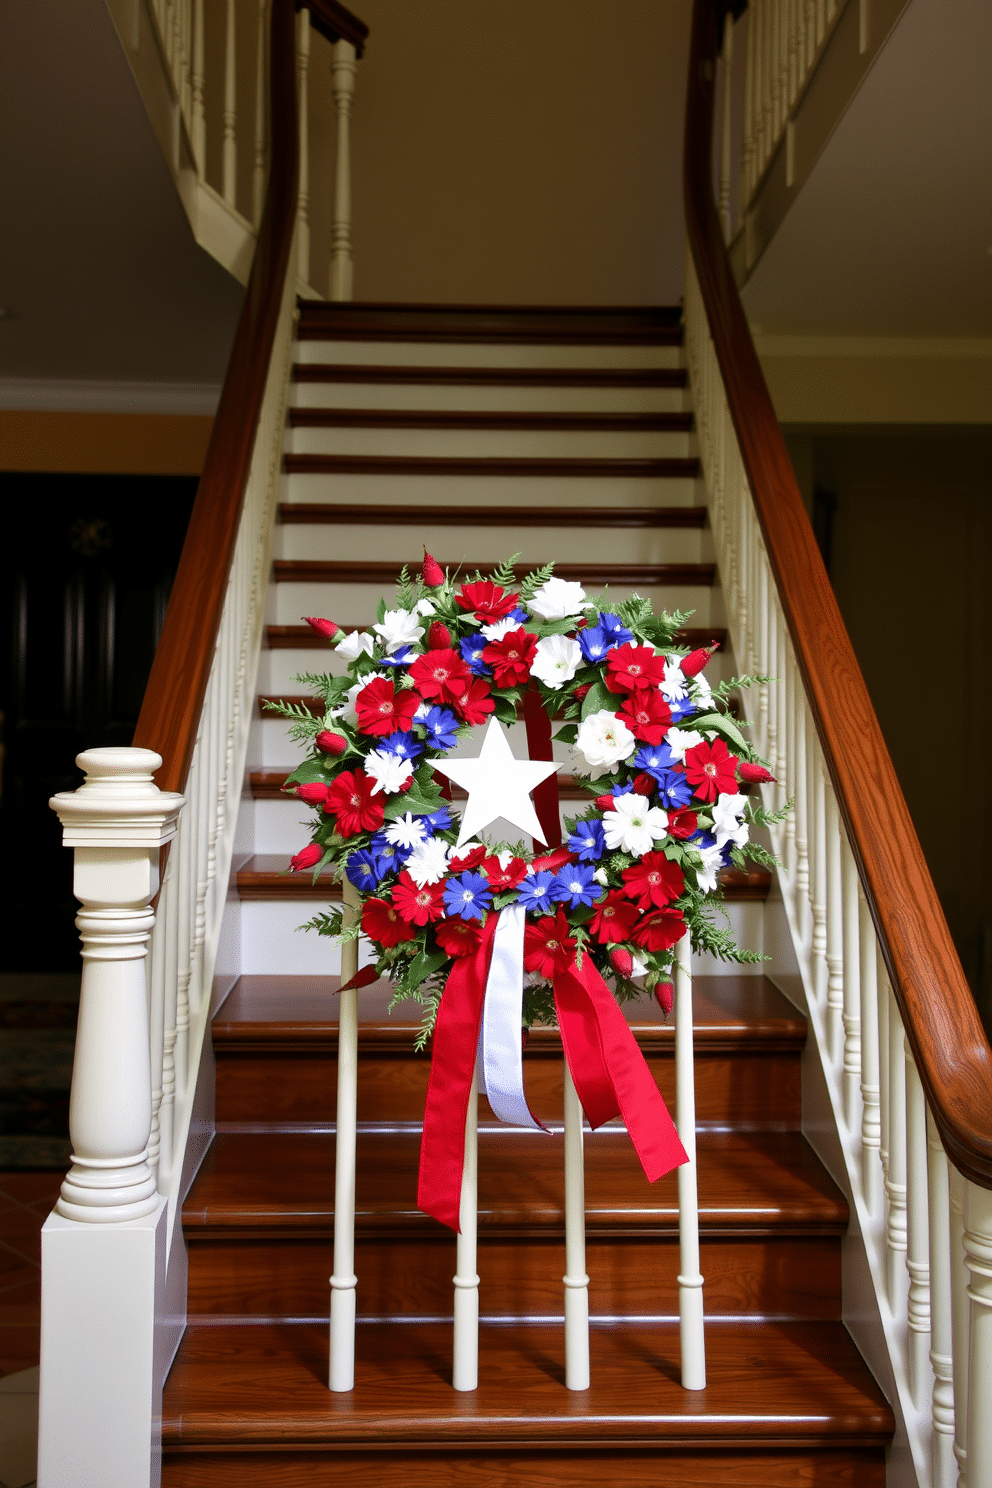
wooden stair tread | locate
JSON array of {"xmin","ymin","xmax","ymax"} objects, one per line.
[
  {"xmin": 264, "ymin": 623, "xmax": 725, "ymax": 649},
  {"xmin": 212, "ymin": 974, "xmax": 805, "ymax": 1050},
  {"xmin": 295, "ymin": 303, "xmax": 684, "ymax": 345},
  {"xmin": 293, "ymin": 363, "xmax": 689, "ymax": 387},
  {"xmin": 182, "ymin": 1129, "xmax": 845, "ymax": 1236},
  {"xmin": 162, "ymin": 1319, "xmax": 892, "ymax": 1446},
  {"xmin": 277, "ymin": 501, "xmax": 706, "ymax": 527},
  {"xmin": 272, "ymin": 559, "xmax": 715, "ymax": 585},
  {"xmin": 287, "ymin": 410, "xmax": 694, "ymax": 432},
  {"xmin": 283, "ymin": 454, "xmax": 701, "ymax": 478},
  {"xmin": 233, "ymin": 855, "xmax": 772, "ymax": 903}
]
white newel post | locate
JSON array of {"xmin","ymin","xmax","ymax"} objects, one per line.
[
  {"xmin": 328, "ymin": 38, "xmax": 357, "ymax": 300},
  {"xmin": 675, "ymin": 940, "xmax": 705, "ymax": 1389},
  {"xmin": 329, "ymin": 880, "xmax": 360, "ymax": 1392},
  {"xmin": 39, "ymin": 747, "xmax": 183, "ymax": 1488},
  {"xmin": 562, "ymin": 1059, "xmax": 590, "ymax": 1391}
]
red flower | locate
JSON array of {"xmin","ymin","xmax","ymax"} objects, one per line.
[
  {"xmin": 324, "ymin": 769, "xmax": 384, "ymax": 836},
  {"xmin": 739, "ymin": 761, "xmax": 776, "ymax": 784},
  {"xmin": 297, "ymin": 782, "xmax": 330, "ymax": 806},
  {"xmin": 481, "ymin": 855, "xmax": 529, "ymax": 891},
  {"xmin": 303, "ymin": 615, "xmax": 338, "ymax": 640},
  {"xmin": 615, "ymin": 691, "xmax": 672, "ymax": 744},
  {"xmin": 409, "ymin": 647, "xmax": 472, "ymax": 704},
  {"xmin": 355, "ymin": 677, "xmax": 419, "ymax": 737},
  {"xmin": 481, "ymin": 628, "xmax": 538, "ymax": 688},
  {"xmin": 588, "ymin": 890, "xmax": 640, "ymax": 945},
  {"xmin": 450, "ymin": 843, "xmax": 487, "ymax": 871},
  {"xmin": 632, "ymin": 772, "xmax": 657, "ymax": 797},
  {"xmin": 531, "ymin": 846, "xmax": 577, "ymax": 874},
  {"xmin": 605, "ymin": 643, "xmax": 666, "ymax": 695},
  {"xmin": 428, "ymin": 621, "xmax": 453, "ymax": 649},
  {"xmin": 667, "ymin": 807, "xmax": 698, "ymax": 841},
  {"xmin": 679, "ymin": 643, "xmax": 718, "ymax": 678},
  {"xmin": 595, "ymin": 793, "xmax": 617, "ymax": 812},
  {"xmin": 391, "ymin": 872, "xmax": 446, "ymax": 926},
  {"xmin": 362, "ymin": 897, "xmax": 417, "ymax": 948},
  {"xmin": 621, "ymin": 851, "xmax": 685, "ymax": 910},
  {"xmin": 684, "ymin": 738, "xmax": 740, "ymax": 803},
  {"xmin": 435, "ymin": 917, "xmax": 483, "ymax": 957},
  {"xmin": 453, "ymin": 676, "xmax": 495, "ymax": 725},
  {"xmin": 315, "ymin": 730, "xmax": 348, "ymax": 756},
  {"xmin": 289, "ymin": 842, "xmax": 322, "ymax": 872},
  {"xmin": 655, "ymin": 981, "xmax": 674, "ymax": 1016},
  {"xmin": 573, "ymin": 684, "xmax": 591, "ymax": 702},
  {"xmin": 632, "ymin": 907, "xmax": 686, "ymax": 952},
  {"xmin": 455, "ymin": 580, "xmax": 520, "ymax": 624},
  {"xmin": 523, "ymin": 911, "xmax": 576, "ymax": 979},
  {"xmin": 422, "ymin": 551, "xmax": 445, "ymax": 587},
  {"xmin": 609, "ymin": 946, "xmax": 634, "ymax": 978}
]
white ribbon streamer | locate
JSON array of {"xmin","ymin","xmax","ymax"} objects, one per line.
[{"xmin": 477, "ymin": 906, "xmax": 546, "ymax": 1131}]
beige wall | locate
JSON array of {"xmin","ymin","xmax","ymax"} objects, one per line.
[
  {"xmin": 0, "ymin": 412, "xmax": 212, "ymax": 474},
  {"xmin": 758, "ymin": 339, "xmax": 992, "ymax": 425},
  {"xmin": 306, "ymin": 0, "xmax": 693, "ymax": 306}
]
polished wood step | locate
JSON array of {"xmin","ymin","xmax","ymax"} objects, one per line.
[
  {"xmin": 287, "ymin": 410, "xmax": 695, "ymax": 432},
  {"xmin": 283, "ymin": 454, "xmax": 701, "ymax": 479},
  {"xmin": 276, "ymin": 501, "xmax": 706, "ymax": 527},
  {"xmin": 232, "ymin": 855, "xmax": 773, "ymax": 904},
  {"xmin": 263, "ymin": 622, "xmax": 726, "ymax": 649},
  {"xmin": 213, "ymin": 976, "xmax": 803, "ymax": 1128},
  {"xmin": 271, "ymin": 559, "xmax": 715, "ymax": 586},
  {"xmin": 295, "ymin": 302, "xmax": 684, "ymax": 344},
  {"xmin": 293, "ymin": 363, "xmax": 689, "ymax": 388}
]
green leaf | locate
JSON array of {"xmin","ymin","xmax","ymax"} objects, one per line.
[
  {"xmin": 553, "ymin": 723, "xmax": 578, "ymax": 744},
  {"xmin": 282, "ymin": 757, "xmax": 331, "ymax": 789},
  {"xmin": 692, "ymin": 710, "xmax": 749, "ymax": 753},
  {"xmin": 405, "ymin": 948, "xmax": 448, "ymax": 991},
  {"xmin": 491, "ymin": 692, "xmax": 518, "ymax": 725},
  {"xmin": 580, "ymin": 681, "xmax": 614, "ymax": 719},
  {"xmin": 375, "ymin": 596, "xmax": 387, "ymax": 624}
]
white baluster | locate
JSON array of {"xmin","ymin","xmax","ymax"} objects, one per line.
[
  {"xmin": 926, "ymin": 1110, "xmax": 956, "ymax": 1487},
  {"xmin": 329, "ymin": 39, "xmax": 357, "ymax": 300},
  {"xmin": 453, "ymin": 1072, "xmax": 480, "ymax": 1390},
  {"xmin": 824, "ymin": 788, "xmax": 844, "ymax": 1063},
  {"xmin": 841, "ymin": 844, "xmax": 861, "ymax": 1129},
  {"xmin": 191, "ymin": 0, "xmax": 205, "ymax": 174},
  {"xmin": 253, "ymin": 0, "xmax": 267, "ymax": 226},
  {"xmin": 742, "ymin": 0, "xmax": 756, "ymax": 203},
  {"xmin": 222, "ymin": 0, "xmax": 237, "ymax": 207},
  {"xmin": 296, "ymin": 8, "xmax": 311, "ymax": 286},
  {"xmin": 793, "ymin": 692, "xmax": 810, "ymax": 945},
  {"xmin": 885, "ymin": 984, "xmax": 908, "ymax": 1318},
  {"xmin": 904, "ymin": 1043, "xmax": 932, "ymax": 1409},
  {"xmin": 857, "ymin": 896, "xmax": 882, "ymax": 1216},
  {"xmin": 949, "ymin": 1164, "xmax": 970, "ymax": 1484},
  {"xmin": 562, "ymin": 1059, "xmax": 590, "ymax": 1391},
  {"xmin": 330, "ymin": 881, "xmax": 360, "ymax": 1390},
  {"xmin": 718, "ymin": 12, "xmax": 734, "ymax": 240},
  {"xmin": 676, "ymin": 940, "xmax": 705, "ymax": 1389},
  {"xmin": 964, "ymin": 1181, "xmax": 992, "ymax": 1488},
  {"xmin": 877, "ymin": 945, "xmax": 889, "ymax": 1185},
  {"xmin": 811, "ymin": 754, "xmax": 827, "ymax": 972},
  {"xmin": 146, "ymin": 858, "xmax": 168, "ymax": 1178}
]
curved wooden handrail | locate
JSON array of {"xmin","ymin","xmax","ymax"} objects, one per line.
[
  {"xmin": 684, "ymin": 0, "xmax": 992, "ymax": 1188},
  {"xmin": 133, "ymin": 0, "xmax": 301, "ymax": 793},
  {"xmin": 302, "ymin": 0, "xmax": 369, "ymax": 54}
]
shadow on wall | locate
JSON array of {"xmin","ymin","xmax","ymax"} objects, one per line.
[{"xmin": 784, "ymin": 425, "xmax": 992, "ymax": 1030}]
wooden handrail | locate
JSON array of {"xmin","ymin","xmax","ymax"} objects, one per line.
[
  {"xmin": 683, "ymin": 0, "xmax": 992, "ymax": 1188},
  {"xmin": 300, "ymin": 0, "xmax": 369, "ymax": 54},
  {"xmin": 133, "ymin": 0, "xmax": 302, "ymax": 793}
]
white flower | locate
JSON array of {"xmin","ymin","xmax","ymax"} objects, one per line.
[
  {"xmin": 573, "ymin": 709, "xmax": 636, "ymax": 777},
  {"xmin": 373, "ymin": 608, "xmax": 425, "ymax": 656},
  {"xmin": 712, "ymin": 792, "xmax": 749, "ymax": 850},
  {"xmin": 602, "ymin": 794, "xmax": 669, "ymax": 856},
  {"xmin": 404, "ymin": 836, "xmax": 451, "ymax": 886},
  {"xmin": 530, "ymin": 635, "xmax": 583, "ymax": 690},
  {"xmin": 383, "ymin": 813, "xmax": 429, "ymax": 850},
  {"xmin": 527, "ymin": 577, "xmax": 587, "ymax": 620},
  {"xmin": 415, "ymin": 598, "xmax": 436, "ymax": 616},
  {"xmin": 336, "ymin": 630, "xmax": 375, "ymax": 660},
  {"xmin": 666, "ymin": 727, "xmax": 704, "ymax": 764},
  {"xmin": 364, "ymin": 750, "xmax": 415, "ymax": 796},
  {"xmin": 690, "ymin": 674, "xmax": 714, "ymax": 710},
  {"xmin": 630, "ymin": 952, "xmax": 648, "ymax": 979},
  {"xmin": 413, "ymin": 700, "xmax": 432, "ymax": 723},
  {"xmin": 480, "ymin": 615, "xmax": 521, "ymax": 643},
  {"xmin": 328, "ymin": 671, "xmax": 387, "ymax": 725},
  {"xmin": 593, "ymin": 866, "xmax": 609, "ymax": 886},
  {"xmin": 661, "ymin": 660, "xmax": 688, "ymax": 701},
  {"xmin": 694, "ymin": 841, "xmax": 724, "ymax": 894}
]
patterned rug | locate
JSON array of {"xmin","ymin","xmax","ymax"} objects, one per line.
[{"xmin": 0, "ymin": 976, "xmax": 79, "ymax": 1171}]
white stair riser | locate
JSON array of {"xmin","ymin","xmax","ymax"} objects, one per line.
[
  {"xmin": 281, "ymin": 473, "xmax": 702, "ymax": 509},
  {"xmin": 285, "ymin": 426, "xmax": 695, "ymax": 460},
  {"xmin": 295, "ymin": 341, "xmax": 684, "ymax": 370},
  {"xmin": 270, "ymin": 581, "xmax": 724, "ymax": 629},
  {"xmin": 291, "ymin": 382, "xmax": 690, "ymax": 414},
  {"xmin": 228, "ymin": 897, "xmax": 764, "ymax": 978},
  {"xmin": 273, "ymin": 522, "xmax": 711, "ymax": 567}
]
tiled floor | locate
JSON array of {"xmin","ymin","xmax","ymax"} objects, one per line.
[{"xmin": 0, "ymin": 1173, "xmax": 59, "ymax": 1488}]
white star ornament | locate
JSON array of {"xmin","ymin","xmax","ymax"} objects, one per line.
[{"xmin": 430, "ymin": 717, "xmax": 561, "ymax": 847}]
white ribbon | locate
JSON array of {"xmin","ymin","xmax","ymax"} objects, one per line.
[{"xmin": 476, "ymin": 906, "xmax": 546, "ymax": 1131}]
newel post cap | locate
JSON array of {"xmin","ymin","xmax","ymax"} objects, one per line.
[{"xmin": 49, "ymin": 747, "xmax": 185, "ymax": 849}]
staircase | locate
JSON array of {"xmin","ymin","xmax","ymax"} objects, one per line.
[{"xmin": 159, "ymin": 304, "xmax": 894, "ymax": 1485}]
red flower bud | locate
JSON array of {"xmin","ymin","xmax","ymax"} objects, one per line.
[
  {"xmin": 595, "ymin": 793, "xmax": 616, "ymax": 812},
  {"xmin": 739, "ymin": 761, "xmax": 776, "ymax": 784},
  {"xmin": 531, "ymin": 846, "xmax": 577, "ymax": 874},
  {"xmin": 655, "ymin": 981, "xmax": 674, "ymax": 1017},
  {"xmin": 297, "ymin": 781, "xmax": 330, "ymax": 805},
  {"xmin": 679, "ymin": 642, "xmax": 719, "ymax": 677},
  {"xmin": 574, "ymin": 684, "xmax": 591, "ymax": 701},
  {"xmin": 314, "ymin": 730, "xmax": 348, "ymax": 756},
  {"xmin": 609, "ymin": 946, "xmax": 634, "ymax": 978},
  {"xmin": 289, "ymin": 842, "xmax": 322, "ymax": 872},
  {"xmin": 399, "ymin": 774, "xmax": 414, "ymax": 792},
  {"xmin": 632, "ymin": 773, "xmax": 656, "ymax": 797},
  {"xmin": 428, "ymin": 620, "xmax": 452, "ymax": 649},
  {"xmin": 422, "ymin": 551, "xmax": 445, "ymax": 587},
  {"xmin": 303, "ymin": 615, "xmax": 338, "ymax": 641},
  {"xmin": 340, "ymin": 965, "xmax": 380, "ymax": 993}
]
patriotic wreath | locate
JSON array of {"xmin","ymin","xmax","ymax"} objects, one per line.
[{"xmin": 272, "ymin": 553, "xmax": 783, "ymax": 1227}]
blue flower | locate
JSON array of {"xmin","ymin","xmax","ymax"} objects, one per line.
[
  {"xmin": 609, "ymin": 780, "xmax": 635, "ymax": 797},
  {"xmin": 506, "ymin": 606, "xmax": 529, "ymax": 624},
  {"xmin": 459, "ymin": 634, "xmax": 491, "ymax": 677},
  {"xmin": 345, "ymin": 849, "xmax": 385, "ymax": 890},
  {"xmin": 667, "ymin": 694, "xmax": 696, "ymax": 723},
  {"xmin": 443, "ymin": 871, "xmax": 493, "ymax": 921},
  {"xmin": 551, "ymin": 862, "xmax": 604, "ymax": 909},
  {"xmin": 634, "ymin": 743, "xmax": 678, "ymax": 780},
  {"xmin": 379, "ymin": 730, "xmax": 422, "ymax": 761},
  {"xmin": 568, "ymin": 819, "xmax": 606, "ymax": 861},
  {"xmin": 423, "ymin": 805, "xmax": 454, "ymax": 832},
  {"xmin": 599, "ymin": 612, "xmax": 633, "ymax": 646},
  {"xmin": 578, "ymin": 625, "xmax": 611, "ymax": 664},
  {"xmin": 654, "ymin": 769, "xmax": 693, "ymax": 810},
  {"xmin": 515, "ymin": 871, "xmax": 557, "ymax": 915},
  {"xmin": 378, "ymin": 646, "xmax": 417, "ymax": 669},
  {"xmin": 690, "ymin": 827, "xmax": 733, "ymax": 867},
  {"xmin": 421, "ymin": 706, "xmax": 460, "ymax": 750},
  {"xmin": 369, "ymin": 832, "xmax": 413, "ymax": 869}
]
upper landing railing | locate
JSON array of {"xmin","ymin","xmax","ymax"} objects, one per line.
[{"xmin": 684, "ymin": 3, "xmax": 992, "ymax": 1485}]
